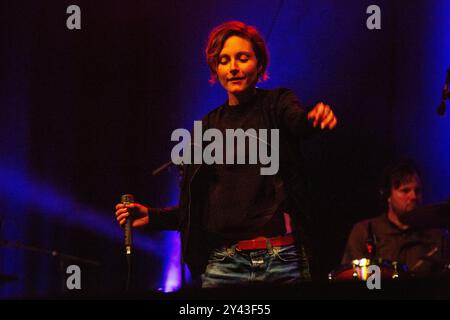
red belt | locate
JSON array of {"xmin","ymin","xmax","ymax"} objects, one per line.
[{"xmin": 235, "ymin": 234, "xmax": 295, "ymax": 251}]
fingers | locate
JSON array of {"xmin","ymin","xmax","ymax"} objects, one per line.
[
  {"xmin": 320, "ymin": 108, "xmax": 336, "ymax": 129},
  {"xmin": 308, "ymin": 102, "xmax": 337, "ymax": 129},
  {"xmin": 308, "ymin": 102, "xmax": 326, "ymax": 127},
  {"xmin": 116, "ymin": 210, "xmax": 129, "ymax": 225},
  {"xmin": 115, "ymin": 206, "xmax": 128, "ymax": 217},
  {"xmin": 328, "ymin": 116, "xmax": 338, "ymax": 129},
  {"xmin": 116, "ymin": 209, "xmax": 128, "ymax": 218},
  {"xmin": 308, "ymin": 102, "xmax": 325, "ymax": 127},
  {"xmin": 115, "ymin": 203, "xmax": 132, "ymax": 226},
  {"xmin": 115, "ymin": 203, "xmax": 137, "ymax": 210}
]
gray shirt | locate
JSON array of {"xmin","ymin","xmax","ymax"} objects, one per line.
[{"xmin": 341, "ymin": 214, "xmax": 449, "ymax": 277}]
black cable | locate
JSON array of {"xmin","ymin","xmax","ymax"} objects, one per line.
[
  {"xmin": 181, "ymin": 254, "xmax": 186, "ymax": 289},
  {"xmin": 126, "ymin": 254, "xmax": 132, "ymax": 292},
  {"xmin": 437, "ymin": 68, "xmax": 450, "ymax": 116},
  {"xmin": 265, "ymin": 0, "xmax": 284, "ymax": 43}
]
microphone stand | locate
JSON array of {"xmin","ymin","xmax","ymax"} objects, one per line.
[
  {"xmin": 437, "ymin": 68, "xmax": 450, "ymax": 116},
  {"xmin": 0, "ymin": 239, "xmax": 101, "ymax": 266},
  {"xmin": 0, "ymin": 238, "xmax": 100, "ymax": 292},
  {"xmin": 151, "ymin": 160, "xmax": 175, "ymax": 176}
]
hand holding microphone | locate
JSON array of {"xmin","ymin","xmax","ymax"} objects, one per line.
[
  {"xmin": 115, "ymin": 195, "xmax": 150, "ymax": 256},
  {"xmin": 115, "ymin": 194, "xmax": 150, "ymax": 290},
  {"xmin": 115, "ymin": 198, "xmax": 150, "ymax": 228}
]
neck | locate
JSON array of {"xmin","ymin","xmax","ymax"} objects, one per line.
[
  {"xmin": 228, "ymin": 88, "xmax": 256, "ymax": 106},
  {"xmin": 387, "ymin": 210, "xmax": 409, "ymax": 230}
]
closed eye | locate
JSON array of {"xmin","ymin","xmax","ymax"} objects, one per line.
[
  {"xmin": 219, "ymin": 56, "xmax": 229, "ymax": 65},
  {"xmin": 238, "ymin": 53, "xmax": 250, "ymax": 62}
]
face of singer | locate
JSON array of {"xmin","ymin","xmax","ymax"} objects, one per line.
[
  {"xmin": 388, "ymin": 174, "xmax": 423, "ymax": 218},
  {"xmin": 216, "ymin": 36, "xmax": 260, "ymax": 99}
]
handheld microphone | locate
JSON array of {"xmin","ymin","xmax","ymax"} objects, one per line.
[{"xmin": 121, "ymin": 194, "xmax": 134, "ymax": 256}]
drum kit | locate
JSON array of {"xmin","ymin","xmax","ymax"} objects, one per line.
[
  {"xmin": 329, "ymin": 258, "xmax": 409, "ymax": 281},
  {"xmin": 328, "ymin": 200, "xmax": 450, "ymax": 282}
]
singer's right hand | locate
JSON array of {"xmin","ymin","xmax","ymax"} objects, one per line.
[{"xmin": 115, "ymin": 202, "xmax": 149, "ymax": 228}]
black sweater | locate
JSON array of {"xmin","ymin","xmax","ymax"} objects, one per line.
[{"xmin": 147, "ymin": 88, "xmax": 320, "ymax": 276}]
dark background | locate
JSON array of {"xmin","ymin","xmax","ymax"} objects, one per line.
[{"xmin": 1, "ymin": 0, "xmax": 449, "ymax": 297}]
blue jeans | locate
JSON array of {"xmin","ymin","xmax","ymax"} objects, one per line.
[{"xmin": 201, "ymin": 244, "xmax": 311, "ymax": 288}]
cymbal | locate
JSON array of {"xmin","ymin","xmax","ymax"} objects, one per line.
[{"xmin": 400, "ymin": 201, "xmax": 450, "ymax": 228}]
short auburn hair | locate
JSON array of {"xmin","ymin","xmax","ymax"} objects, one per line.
[{"xmin": 205, "ymin": 21, "xmax": 269, "ymax": 84}]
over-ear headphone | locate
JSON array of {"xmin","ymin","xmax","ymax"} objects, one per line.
[
  {"xmin": 378, "ymin": 174, "xmax": 390, "ymax": 203},
  {"xmin": 378, "ymin": 185, "xmax": 389, "ymax": 201}
]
